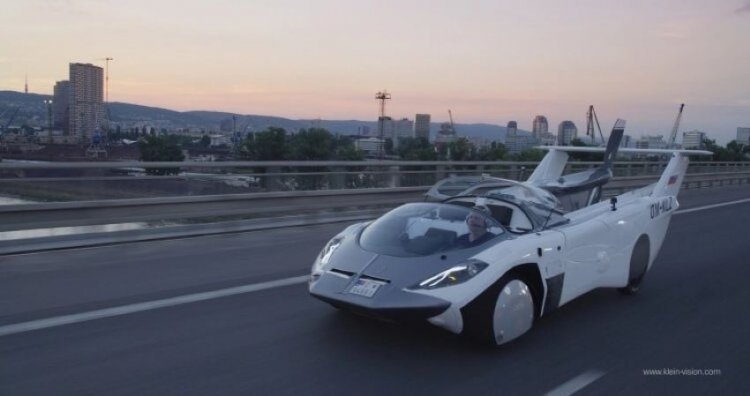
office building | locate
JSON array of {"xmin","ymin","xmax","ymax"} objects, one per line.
[
  {"xmin": 636, "ymin": 135, "xmax": 667, "ymax": 149},
  {"xmin": 68, "ymin": 63, "xmax": 105, "ymax": 142},
  {"xmin": 682, "ymin": 130, "xmax": 706, "ymax": 149},
  {"xmin": 737, "ymin": 127, "xmax": 750, "ymax": 144},
  {"xmin": 53, "ymin": 80, "xmax": 70, "ymax": 132},
  {"xmin": 415, "ymin": 114, "xmax": 431, "ymax": 140},
  {"xmin": 532, "ymin": 115, "xmax": 548, "ymax": 142},
  {"xmin": 557, "ymin": 121, "xmax": 577, "ymax": 146}
]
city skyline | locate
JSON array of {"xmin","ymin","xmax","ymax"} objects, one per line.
[{"xmin": 1, "ymin": 0, "xmax": 749, "ymax": 144}]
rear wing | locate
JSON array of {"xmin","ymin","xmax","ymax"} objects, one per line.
[
  {"xmin": 528, "ymin": 119, "xmax": 625, "ymax": 184},
  {"xmin": 534, "ymin": 144, "xmax": 712, "ymax": 198}
]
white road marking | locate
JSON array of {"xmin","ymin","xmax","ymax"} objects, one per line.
[
  {"xmin": 545, "ymin": 370, "xmax": 605, "ymax": 396},
  {"xmin": 675, "ymin": 197, "xmax": 750, "ymax": 215},
  {"xmin": 2, "ymin": 195, "xmax": 749, "ymax": 337},
  {"xmin": 0, "ymin": 275, "xmax": 309, "ymax": 337}
]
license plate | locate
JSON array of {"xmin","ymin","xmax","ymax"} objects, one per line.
[{"xmin": 348, "ymin": 278, "xmax": 382, "ymax": 298}]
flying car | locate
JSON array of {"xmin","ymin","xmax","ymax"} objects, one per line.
[{"xmin": 309, "ymin": 119, "xmax": 712, "ymax": 345}]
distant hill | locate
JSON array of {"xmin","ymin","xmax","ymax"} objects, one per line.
[{"xmin": 0, "ymin": 90, "xmax": 525, "ymax": 141}]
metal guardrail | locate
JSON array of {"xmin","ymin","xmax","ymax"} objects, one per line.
[{"xmin": 1, "ymin": 170, "xmax": 749, "ymax": 233}]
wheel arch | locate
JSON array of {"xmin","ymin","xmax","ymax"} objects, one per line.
[{"xmin": 505, "ymin": 263, "xmax": 545, "ymax": 318}]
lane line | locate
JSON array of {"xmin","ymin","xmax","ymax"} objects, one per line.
[
  {"xmin": 1, "ymin": 195, "xmax": 749, "ymax": 337},
  {"xmin": 674, "ymin": 197, "xmax": 750, "ymax": 215},
  {"xmin": 0, "ymin": 275, "xmax": 309, "ymax": 337},
  {"xmin": 544, "ymin": 370, "xmax": 605, "ymax": 396}
]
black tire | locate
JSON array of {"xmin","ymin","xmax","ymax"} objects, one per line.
[
  {"xmin": 461, "ymin": 273, "xmax": 537, "ymax": 346},
  {"xmin": 619, "ymin": 234, "xmax": 650, "ymax": 295}
]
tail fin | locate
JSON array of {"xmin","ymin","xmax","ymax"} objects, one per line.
[
  {"xmin": 603, "ymin": 119, "xmax": 625, "ymax": 169},
  {"xmin": 652, "ymin": 151, "xmax": 712, "ymax": 197}
]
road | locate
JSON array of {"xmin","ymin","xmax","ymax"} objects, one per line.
[{"xmin": 1, "ymin": 185, "xmax": 750, "ymax": 395}]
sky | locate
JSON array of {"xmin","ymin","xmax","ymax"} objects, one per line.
[{"xmin": 1, "ymin": 0, "xmax": 749, "ymax": 143}]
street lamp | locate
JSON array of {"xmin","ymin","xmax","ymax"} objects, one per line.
[{"xmin": 43, "ymin": 99, "xmax": 53, "ymax": 131}]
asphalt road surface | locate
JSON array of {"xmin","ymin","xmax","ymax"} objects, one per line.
[{"xmin": 2, "ymin": 185, "xmax": 750, "ymax": 395}]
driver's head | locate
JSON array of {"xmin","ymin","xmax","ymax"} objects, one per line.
[{"xmin": 466, "ymin": 206, "xmax": 490, "ymax": 231}]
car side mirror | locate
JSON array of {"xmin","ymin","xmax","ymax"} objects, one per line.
[{"xmin": 610, "ymin": 197, "xmax": 618, "ymax": 211}]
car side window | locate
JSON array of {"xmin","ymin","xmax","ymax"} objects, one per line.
[{"xmin": 487, "ymin": 203, "xmax": 533, "ymax": 233}]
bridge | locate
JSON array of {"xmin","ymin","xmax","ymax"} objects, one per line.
[{"xmin": 1, "ymin": 161, "xmax": 748, "ymax": 394}]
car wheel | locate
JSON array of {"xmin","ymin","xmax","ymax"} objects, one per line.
[
  {"xmin": 462, "ymin": 274, "xmax": 536, "ymax": 346},
  {"xmin": 619, "ymin": 234, "xmax": 650, "ymax": 295}
]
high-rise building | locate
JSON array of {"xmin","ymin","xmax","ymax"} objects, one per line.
[
  {"xmin": 506, "ymin": 121, "xmax": 518, "ymax": 136},
  {"xmin": 636, "ymin": 135, "xmax": 667, "ymax": 149},
  {"xmin": 737, "ymin": 127, "xmax": 750, "ymax": 144},
  {"xmin": 377, "ymin": 116, "xmax": 395, "ymax": 140},
  {"xmin": 415, "ymin": 114, "xmax": 431, "ymax": 140},
  {"xmin": 53, "ymin": 80, "xmax": 71, "ymax": 132},
  {"xmin": 393, "ymin": 118, "xmax": 414, "ymax": 148},
  {"xmin": 557, "ymin": 121, "xmax": 577, "ymax": 146},
  {"xmin": 68, "ymin": 63, "xmax": 105, "ymax": 142},
  {"xmin": 532, "ymin": 115, "xmax": 548, "ymax": 142},
  {"xmin": 682, "ymin": 130, "xmax": 707, "ymax": 149},
  {"xmin": 505, "ymin": 121, "xmax": 535, "ymax": 154}
]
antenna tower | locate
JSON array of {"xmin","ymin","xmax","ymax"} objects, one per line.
[{"xmin": 375, "ymin": 90, "xmax": 391, "ymax": 158}]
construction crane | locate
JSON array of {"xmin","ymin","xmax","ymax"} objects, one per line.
[
  {"xmin": 448, "ymin": 109, "xmax": 457, "ymax": 134},
  {"xmin": 667, "ymin": 103, "xmax": 685, "ymax": 148},
  {"xmin": 585, "ymin": 105, "xmax": 605, "ymax": 145},
  {"xmin": 97, "ymin": 57, "xmax": 114, "ymax": 103}
]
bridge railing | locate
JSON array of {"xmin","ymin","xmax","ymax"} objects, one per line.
[
  {"xmin": 2, "ymin": 160, "xmax": 749, "ymax": 202},
  {"xmin": 0, "ymin": 160, "xmax": 749, "ymax": 233}
]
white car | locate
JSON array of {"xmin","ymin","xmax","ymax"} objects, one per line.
[{"xmin": 309, "ymin": 120, "xmax": 711, "ymax": 345}]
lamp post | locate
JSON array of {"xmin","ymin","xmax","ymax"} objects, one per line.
[{"xmin": 43, "ymin": 99, "xmax": 53, "ymax": 131}]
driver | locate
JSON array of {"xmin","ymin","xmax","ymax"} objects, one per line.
[{"xmin": 457, "ymin": 206, "xmax": 495, "ymax": 247}]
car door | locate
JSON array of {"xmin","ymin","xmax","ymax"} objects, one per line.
[{"xmin": 558, "ymin": 219, "xmax": 617, "ymax": 304}]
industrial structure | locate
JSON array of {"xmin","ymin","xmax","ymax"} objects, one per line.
[{"xmin": 375, "ymin": 90, "xmax": 391, "ymax": 158}]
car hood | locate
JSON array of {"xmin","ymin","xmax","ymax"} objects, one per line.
[{"xmin": 326, "ymin": 231, "xmax": 494, "ymax": 289}]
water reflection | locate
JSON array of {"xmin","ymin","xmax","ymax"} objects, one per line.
[
  {"xmin": 0, "ymin": 196, "xmax": 31, "ymax": 205},
  {"xmin": 0, "ymin": 223, "xmax": 148, "ymax": 241}
]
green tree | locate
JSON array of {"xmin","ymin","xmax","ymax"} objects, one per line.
[
  {"xmin": 138, "ymin": 135, "xmax": 185, "ymax": 175},
  {"xmin": 447, "ymin": 138, "xmax": 474, "ymax": 161},
  {"xmin": 476, "ymin": 142, "xmax": 507, "ymax": 161},
  {"xmin": 241, "ymin": 127, "xmax": 288, "ymax": 160},
  {"xmin": 568, "ymin": 138, "xmax": 600, "ymax": 161},
  {"xmin": 289, "ymin": 128, "xmax": 334, "ymax": 160},
  {"xmin": 512, "ymin": 148, "xmax": 545, "ymax": 161},
  {"xmin": 703, "ymin": 138, "xmax": 749, "ymax": 161}
]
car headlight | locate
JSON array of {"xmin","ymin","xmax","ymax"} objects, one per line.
[
  {"xmin": 411, "ymin": 259, "xmax": 489, "ymax": 290},
  {"xmin": 312, "ymin": 237, "xmax": 343, "ymax": 273}
]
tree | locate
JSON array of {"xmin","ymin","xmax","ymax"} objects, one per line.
[
  {"xmin": 476, "ymin": 142, "xmax": 507, "ymax": 161},
  {"xmin": 447, "ymin": 138, "xmax": 474, "ymax": 161},
  {"xmin": 568, "ymin": 138, "xmax": 600, "ymax": 161},
  {"xmin": 703, "ymin": 138, "xmax": 749, "ymax": 161},
  {"xmin": 241, "ymin": 127, "xmax": 288, "ymax": 160},
  {"xmin": 289, "ymin": 128, "xmax": 334, "ymax": 160},
  {"xmin": 138, "ymin": 135, "xmax": 185, "ymax": 175},
  {"xmin": 512, "ymin": 148, "xmax": 545, "ymax": 161}
]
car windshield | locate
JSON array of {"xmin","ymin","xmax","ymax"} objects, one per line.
[{"xmin": 359, "ymin": 203, "xmax": 504, "ymax": 257}]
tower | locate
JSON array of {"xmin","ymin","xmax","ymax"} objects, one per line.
[{"xmin": 68, "ymin": 63, "xmax": 105, "ymax": 143}]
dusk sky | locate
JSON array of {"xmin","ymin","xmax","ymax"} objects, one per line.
[{"xmin": 1, "ymin": 0, "xmax": 749, "ymax": 143}]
